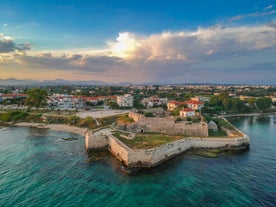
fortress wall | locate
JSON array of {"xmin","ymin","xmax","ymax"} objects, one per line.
[
  {"xmin": 85, "ymin": 130, "xmax": 109, "ymax": 151},
  {"xmin": 150, "ymin": 139, "xmax": 192, "ymax": 166},
  {"xmin": 126, "ymin": 118, "xmax": 208, "ymax": 137},
  {"xmin": 127, "ymin": 112, "xmax": 208, "ymax": 137},
  {"xmin": 108, "ymin": 136, "xmax": 131, "ymax": 165},
  {"xmin": 127, "ymin": 149, "xmax": 153, "ymax": 167},
  {"xmin": 86, "ymin": 117, "xmax": 249, "ymax": 168},
  {"xmin": 128, "ymin": 112, "xmax": 144, "ymax": 122},
  {"xmin": 106, "ymin": 134, "xmax": 249, "ymax": 168},
  {"xmin": 189, "ymin": 137, "xmax": 250, "ymax": 148}
]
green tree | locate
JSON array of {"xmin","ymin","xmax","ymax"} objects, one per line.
[
  {"xmin": 25, "ymin": 88, "xmax": 48, "ymax": 108},
  {"xmin": 247, "ymin": 97, "xmax": 256, "ymax": 108},
  {"xmin": 255, "ymin": 97, "xmax": 272, "ymax": 111}
]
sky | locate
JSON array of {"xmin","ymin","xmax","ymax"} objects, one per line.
[{"xmin": 0, "ymin": 0, "xmax": 276, "ymax": 84}]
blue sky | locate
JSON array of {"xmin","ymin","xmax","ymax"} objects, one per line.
[{"xmin": 0, "ymin": 0, "xmax": 276, "ymax": 84}]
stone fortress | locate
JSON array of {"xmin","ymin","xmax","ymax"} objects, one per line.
[
  {"xmin": 85, "ymin": 111, "xmax": 250, "ymax": 168},
  {"xmin": 125, "ymin": 111, "xmax": 208, "ymax": 137}
]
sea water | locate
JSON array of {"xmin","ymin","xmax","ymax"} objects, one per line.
[{"xmin": 0, "ymin": 115, "xmax": 275, "ymax": 207}]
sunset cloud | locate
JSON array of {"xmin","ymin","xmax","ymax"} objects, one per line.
[{"xmin": 0, "ymin": 23, "xmax": 276, "ymax": 84}]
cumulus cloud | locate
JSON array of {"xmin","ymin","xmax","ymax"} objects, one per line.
[
  {"xmin": 1, "ymin": 22, "xmax": 276, "ymax": 83},
  {"xmin": 108, "ymin": 25, "xmax": 276, "ymax": 63},
  {"xmin": 0, "ymin": 34, "xmax": 30, "ymax": 53}
]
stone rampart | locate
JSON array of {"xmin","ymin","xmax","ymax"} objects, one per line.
[
  {"xmin": 85, "ymin": 128, "xmax": 109, "ymax": 151},
  {"xmin": 127, "ymin": 112, "xmax": 208, "ymax": 137},
  {"xmin": 107, "ymin": 134, "xmax": 250, "ymax": 168},
  {"xmin": 86, "ymin": 117, "xmax": 250, "ymax": 168},
  {"xmin": 126, "ymin": 117, "xmax": 208, "ymax": 137},
  {"xmin": 128, "ymin": 112, "xmax": 144, "ymax": 122}
]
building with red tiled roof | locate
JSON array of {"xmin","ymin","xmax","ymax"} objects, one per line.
[
  {"xmin": 186, "ymin": 100, "xmax": 204, "ymax": 110},
  {"xmin": 1, "ymin": 94, "xmax": 28, "ymax": 100},
  {"xmin": 167, "ymin": 101, "xmax": 186, "ymax": 111},
  {"xmin": 179, "ymin": 108, "xmax": 195, "ymax": 117}
]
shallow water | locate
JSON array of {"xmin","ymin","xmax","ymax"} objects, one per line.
[{"xmin": 0, "ymin": 115, "xmax": 275, "ymax": 207}]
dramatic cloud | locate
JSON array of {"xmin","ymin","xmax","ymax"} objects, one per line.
[
  {"xmin": 0, "ymin": 34, "xmax": 30, "ymax": 53},
  {"xmin": 13, "ymin": 52, "xmax": 126, "ymax": 73},
  {"xmin": 1, "ymin": 23, "xmax": 276, "ymax": 84},
  {"xmin": 109, "ymin": 25, "xmax": 276, "ymax": 62}
]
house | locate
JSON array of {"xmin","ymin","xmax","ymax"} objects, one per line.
[
  {"xmin": 116, "ymin": 94, "xmax": 133, "ymax": 107},
  {"xmin": 1, "ymin": 94, "xmax": 28, "ymax": 100},
  {"xmin": 47, "ymin": 94, "xmax": 85, "ymax": 110},
  {"xmin": 141, "ymin": 96, "xmax": 168, "ymax": 108},
  {"xmin": 186, "ymin": 100, "xmax": 204, "ymax": 110},
  {"xmin": 167, "ymin": 101, "xmax": 186, "ymax": 111},
  {"xmin": 191, "ymin": 96, "xmax": 210, "ymax": 102},
  {"xmin": 179, "ymin": 108, "xmax": 195, "ymax": 117}
]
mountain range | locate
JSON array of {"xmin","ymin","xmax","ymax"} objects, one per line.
[{"xmin": 0, "ymin": 78, "xmax": 123, "ymax": 86}]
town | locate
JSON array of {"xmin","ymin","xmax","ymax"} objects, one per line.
[{"xmin": 0, "ymin": 84, "xmax": 275, "ymax": 114}]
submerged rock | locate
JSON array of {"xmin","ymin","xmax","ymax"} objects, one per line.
[
  {"xmin": 62, "ymin": 137, "xmax": 78, "ymax": 141},
  {"xmin": 194, "ymin": 150, "xmax": 219, "ymax": 158}
]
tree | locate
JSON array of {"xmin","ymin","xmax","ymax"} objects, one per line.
[
  {"xmin": 255, "ymin": 97, "xmax": 272, "ymax": 111},
  {"xmin": 25, "ymin": 88, "xmax": 48, "ymax": 108},
  {"xmin": 247, "ymin": 97, "xmax": 256, "ymax": 108}
]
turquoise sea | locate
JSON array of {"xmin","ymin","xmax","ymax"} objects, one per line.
[{"xmin": 0, "ymin": 115, "xmax": 276, "ymax": 207}]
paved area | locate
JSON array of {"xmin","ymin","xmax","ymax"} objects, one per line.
[
  {"xmin": 94, "ymin": 127, "xmax": 114, "ymax": 136},
  {"xmin": 76, "ymin": 109, "xmax": 130, "ymax": 118}
]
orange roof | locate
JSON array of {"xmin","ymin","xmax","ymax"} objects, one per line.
[
  {"xmin": 2, "ymin": 94, "xmax": 28, "ymax": 98},
  {"xmin": 186, "ymin": 100, "xmax": 204, "ymax": 105},
  {"xmin": 168, "ymin": 101, "xmax": 186, "ymax": 105},
  {"xmin": 181, "ymin": 108, "xmax": 194, "ymax": 112}
]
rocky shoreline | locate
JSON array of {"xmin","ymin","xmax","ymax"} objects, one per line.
[{"xmin": 2, "ymin": 122, "xmax": 86, "ymax": 136}]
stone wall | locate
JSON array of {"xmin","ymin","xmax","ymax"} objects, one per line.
[
  {"xmin": 107, "ymin": 133, "xmax": 250, "ymax": 168},
  {"xmin": 126, "ymin": 115, "xmax": 208, "ymax": 137},
  {"xmin": 108, "ymin": 136, "xmax": 131, "ymax": 165},
  {"xmin": 85, "ymin": 115, "xmax": 250, "ymax": 168},
  {"xmin": 128, "ymin": 112, "xmax": 144, "ymax": 122},
  {"xmin": 85, "ymin": 129, "xmax": 109, "ymax": 151}
]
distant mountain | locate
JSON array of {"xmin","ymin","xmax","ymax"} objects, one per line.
[
  {"xmin": 0, "ymin": 78, "xmax": 108, "ymax": 86},
  {"xmin": 40, "ymin": 79, "xmax": 108, "ymax": 86},
  {"xmin": 0, "ymin": 78, "xmax": 39, "ymax": 86}
]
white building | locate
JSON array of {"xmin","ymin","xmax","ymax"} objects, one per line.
[
  {"xmin": 47, "ymin": 94, "xmax": 85, "ymax": 110},
  {"xmin": 179, "ymin": 108, "xmax": 195, "ymax": 117},
  {"xmin": 167, "ymin": 101, "xmax": 186, "ymax": 111},
  {"xmin": 191, "ymin": 96, "xmax": 210, "ymax": 102},
  {"xmin": 186, "ymin": 100, "xmax": 204, "ymax": 110},
  {"xmin": 116, "ymin": 94, "xmax": 133, "ymax": 107},
  {"xmin": 141, "ymin": 96, "xmax": 168, "ymax": 108}
]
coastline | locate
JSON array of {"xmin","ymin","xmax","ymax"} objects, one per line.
[
  {"xmin": 12, "ymin": 122, "xmax": 86, "ymax": 136},
  {"xmin": 220, "ymin": 112, "xmax": 276, "ymax": 117}
]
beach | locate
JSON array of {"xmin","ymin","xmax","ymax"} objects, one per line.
[{"xmin": 13, "ymin": 123, "xmax": 86, "ymax": 136}]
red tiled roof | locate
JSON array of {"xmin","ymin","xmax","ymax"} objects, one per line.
[
  {"xmin": 181, "ymin": 108, "xmax": 194, "ymax": 112},
  {"xmin": 2, "ymin": 94, "xmax": 28, "ymax": 98},
  {"xmin": 168, "ymin": 101, "xmax": 186, "ymax": 105},
  {"xmin": 186, "ymin": 100, "xmax": 204, "ymax": 105}
]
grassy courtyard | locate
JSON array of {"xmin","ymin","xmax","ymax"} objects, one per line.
[{"xmin": 113, "ymin": 132, "xmax": 184, "ymax": 149}]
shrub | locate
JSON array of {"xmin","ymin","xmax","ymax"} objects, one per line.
[
  {"xmin": 145, "ymin": 112, "xmax": 154, "ymax": 117},
  {"xmin": 0, "ymin": 111, "xmax": 29, "ymax": 122}
]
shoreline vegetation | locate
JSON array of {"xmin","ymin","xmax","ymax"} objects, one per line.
[{"xmin": 0, "ymin": 110, "xmax": 275, "ymax": 138}]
